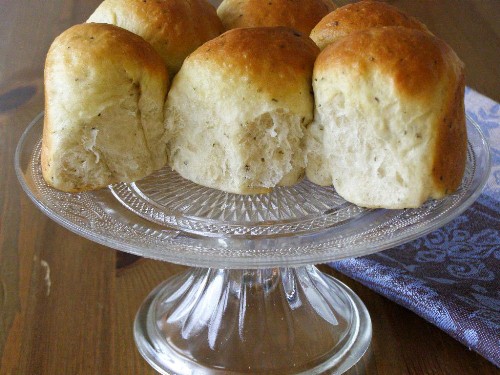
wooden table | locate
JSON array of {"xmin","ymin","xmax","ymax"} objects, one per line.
[{"xmin": 0, "ymin": 1, "xmax": 498, "ymax": 374}]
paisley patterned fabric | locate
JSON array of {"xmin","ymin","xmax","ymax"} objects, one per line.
[{"xmin": 330, "ymin": 87, "xmax": 500, "ymax": 366}]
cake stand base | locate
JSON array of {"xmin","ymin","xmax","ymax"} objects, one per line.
[{"xmin": 134, "ymin": 266, "xmax": 371, "ymax": 374}]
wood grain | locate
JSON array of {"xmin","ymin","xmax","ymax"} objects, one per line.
[{"xmin": 0, "ymin": 1, "xmax": 498, "ymax": 374}]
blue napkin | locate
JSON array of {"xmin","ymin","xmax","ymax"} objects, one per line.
[{"xmin": 330, "ymin": 87, "xmax": 500, "ymax": 366}]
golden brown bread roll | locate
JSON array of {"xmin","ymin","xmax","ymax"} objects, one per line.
[
  {"xmin": 217, "ymin": 0, "xmax": 336, "ymax": 34},
  {"xmin": 87, "ymin": 0, "xmax": 224, "ymax": 77},
  {"xmin": 165, "ymin": 27, "xmax": 319, "ymax": 194},
  {"xmin": 42, "ymin": 23, "xmax": 169, "ymax": 192},
  {"xmin": 306, "ymin": 26, "xmax": 467, "ymax": 208},
  {"xmin": 310, "ymin": 0, "xmax": 431, "ymax": 50}
]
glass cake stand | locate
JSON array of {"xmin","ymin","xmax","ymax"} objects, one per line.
[{"xmin": 15, "ymin": 113, "xmax": 490, "ymax": 374}]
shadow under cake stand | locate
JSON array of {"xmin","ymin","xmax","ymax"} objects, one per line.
[{"xmin": 16, "ymin": 113, "xmax": 490, "ymax": 374}]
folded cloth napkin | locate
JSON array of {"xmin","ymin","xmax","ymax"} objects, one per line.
[{"xmin": 330, "ymin": 87, "xmax": 500, "ymax": 367}]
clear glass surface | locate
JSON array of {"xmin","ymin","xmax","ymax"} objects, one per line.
[
  {"xmin": 15, "ymin": 113, "xmax": 491, "ymax": 269},
  {"xmin": 15, "ymin": 113, "xmax": 490, "ymax": 374},
  {"xmin": 134, "ymin": 266, "xmax": 372, "ymax": 375}
]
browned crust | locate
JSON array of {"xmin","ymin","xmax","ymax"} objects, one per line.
[
  {"xmin": 315, "ymin": 27, "xmax": 455, "ymax": 102},
  {"xmin": 431, "ymin": 72, "xmax": 467, "ymax": 196},
  {"xmin": 42, "ymin": 23, "xmax": 168, "ymax": 192},
  {"xmin": 46, "ymin": 23, "xmax": 168, "ymax": 79},
  {"xmin": 315, "ymin": 25, "xmax": 467, "ymax": 200},
  {"xmin": 89, "ymin": 0, "xmax": 224, "ymax": 76},
  {"xmin": 217, "ymin": 0, "xmax": 335, "ymax": 34},
  {"xmin": 188, "ymin": 27, "xmax": 319, "ymax": 100},
  {"xmin": 310, "ymin": 0, "xmax": 431, "ymax": 49}
]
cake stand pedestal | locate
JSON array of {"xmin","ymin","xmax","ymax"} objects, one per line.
[
  {"xmin": 15, "ymin": 113, "xmax": 490, "ymax": 374},
  {"xmin": 134, "ymin": 266, "xmax": 371, "ymax": 374}
]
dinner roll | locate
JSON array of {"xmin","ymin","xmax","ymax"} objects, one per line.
[
  {"xmin": 306, "ymin": 27, "xmax": 466, "ymax": 209},
  {"xmin": 217, "ymin": 0, "xmax": 336, "ymax": 35},
  {"xmin": 165, "ymin": 27, "xmax": 319, "ymax": 194},
  {"xmin": 42, "ymin": 23, "xmax": 169, "ymax": 192},
  {"xmin": 87, "ymin": 0, "xmax": 224, "ymax": 77},
  {"xmin": 310, "ymin": 0, "xmax": 431, "ymax": 50}
]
